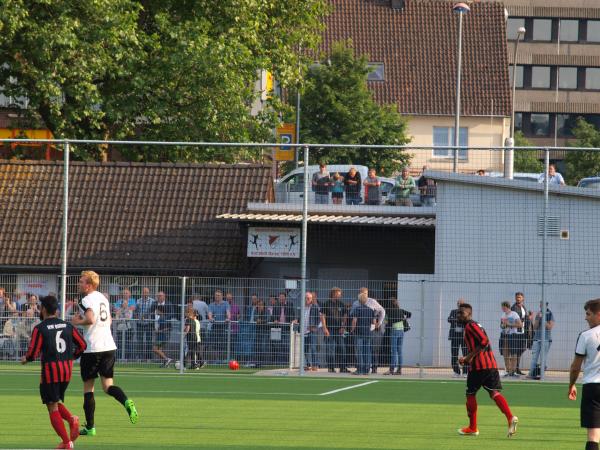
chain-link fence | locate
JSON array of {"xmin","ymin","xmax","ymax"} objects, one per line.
[
  {"xmin": 0, "ymin": 139, "xmax": 599, "ymax": 381},
  {"xmin": 0, "ymin": 274, "xmax": 596, "ymax": 382}
]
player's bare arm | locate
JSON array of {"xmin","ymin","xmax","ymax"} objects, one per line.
[
  {"xmin": 460, "ymin": 345, "xmax": 483, "ymax": 365},
  {"xmin": 72, "ymin": 309, "xmax": 96, "ymax": 326},
  {"xmin": 568, "ymin": 354, "xmax": 584, "ymax": 400}
]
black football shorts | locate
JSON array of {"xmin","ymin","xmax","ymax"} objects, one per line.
[
  {"xmin": 581, "ymin": 383, "xmax": 600, "ymax": 428},
  {"xmin": 80, "ymin": 350, "xmax": 116, "ymax": 381},
  {"xmin": 40, "ymin": 381, "xmax": 69, "ymax": 404},
  {"xmin": 466, "ymin": 369, "xmax": 502, "ymax": 395}
]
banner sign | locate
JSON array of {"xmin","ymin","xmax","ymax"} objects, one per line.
[
  {"xmin": 247, "ymin": 227, "xmax": 300, "ymax": 258},
  {"xmin": 17, "ymin": 275, "xmax": 58, "ymax": 297},
  {"xmin": 275, "ymin": 123, "xmax": 296, "ymax": 161}
]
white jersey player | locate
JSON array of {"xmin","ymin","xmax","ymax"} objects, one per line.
[
  {"xmin": 568, "ymin": 298, "xmax": 600, "ymax": 450},
  {"xmin": 72, "ymin": 271, "xmax": 137, "ymax": 436},
  {"xmin": 78, "ymin": 290, "xmax": 116, "ymax": 353}
]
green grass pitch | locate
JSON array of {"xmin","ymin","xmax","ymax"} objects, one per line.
[{"xmin": 0, "ymin": 365, "xmax": 583, "ymax": 449}]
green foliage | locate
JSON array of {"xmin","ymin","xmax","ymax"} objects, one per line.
[
  {"xmin": 0, "ymin": 0, "xmax": 328, "ymax": 161},
  {"xmin": 564, "ymin": 118, "xmax": 600, "ymax": 185},
  {"xmin": 296, "ymin": 42, "xmax": 410, "ymax": 175},
  {"xmin": 513, "ymin": 131, "xmax": 543, "ymax": 173}
]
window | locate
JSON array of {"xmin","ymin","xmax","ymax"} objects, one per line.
[
  {"xmin": 367, "ymin": 63, "xmax": 385, "ymax": 81},
  {"xmin": 587, "ymin": 20, "xmax": 600, "ymax": 42},
  {"xmin": 586, "ymin": 114, "xmax": 600, "ymax": 130},
  {"xmin": 530, "ymin": 114, "xmax": 550, "ymax": 136},
  {"xmin": 514, "ymin": 113, "xmax": 523, "ymax": 132},
  {"xmin": 507, "ymin": 18, "xmax": 525, "ymax": 40},
  {"xmin": 560, "ymin": 20, "xmax": 579, "ymax": 42},
  {"xmin": 558, "ymin": 67, "xmax": 578, "ymax": 89},
  {"xmin": 432, "ymin": 127, "xmax": 468, "ymax": 159},
  {"xmin": 531, "ymin": 66, "xmax": 551, "ymax": 88},
  {"xmin": 532, "ymin": 19, "xmax": 552, "ymax": 41},
  {"xmin": 586, "ymin": 68, "xmax": 600, "ymax": 90},
  {"xmin": 509, "ymin": 65, "xmax": 524, "ymax": 88},
  {"xmin": 556, "ymin": 114, "xmax": 577, "ymax": 137},
  {"xmin": 285, "ymin": 174, "xmax": 305, "ymax": 192}
]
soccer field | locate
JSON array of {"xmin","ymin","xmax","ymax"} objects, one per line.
[{"xmin": 0, "ymin": 365, "xmax": 583, "ymax": 449}]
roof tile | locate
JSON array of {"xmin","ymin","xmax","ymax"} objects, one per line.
[
  {"xmin": 0, "ymin": 160, "xmax": 273, "ymax": 274},
  {"xmin": 321, "ymin": 0, "xmax": 511, "ymax": 116}
]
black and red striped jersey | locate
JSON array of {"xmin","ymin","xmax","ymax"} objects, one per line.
[
  {"xmin": 463, "ymin": 320, "xmax": 498, "ymax": 371},
  {"xmin": 25, "ymin": 317, "xmax": 87, "ymax": 384}
]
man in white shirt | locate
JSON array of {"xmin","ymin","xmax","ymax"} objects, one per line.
[
  {"xmin": 538, "ymin": 164, "xmax": 565, "ymax": 186},
  {"xmin": 72, "ymin": 271, "xmax": 138, "ymax": 437},
  {"xmin": 351, "ymin": 287, "xmax": 385, "ymax": 373},
  {"xmin": 568, "ymin": 298, "xmax": 600, "ymax": 450}
]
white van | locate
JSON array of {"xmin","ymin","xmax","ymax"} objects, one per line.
[
  {"xmin": 275, "ymin": 165, "xmax": 394, "ymax": 204},
  {"xmin": 488, "ymin": 171, "xmax": 540, "ymax": 182}
]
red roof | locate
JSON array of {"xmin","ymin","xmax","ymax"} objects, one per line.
[
  {"xmin": 0, "ymin": 161, "xmax": 273, "ymax": 274},
  {"xmin": 322, "ymin": 0, "xmax": 511, "ymax": 116}
]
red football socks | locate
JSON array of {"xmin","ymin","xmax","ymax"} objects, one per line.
[
  {"xmin": 466, "ymin": 394, "xmax": 477, "ymax": 429},
  {"xmin": 492, "ymin": 392, "xmax": 513, "ymax": 421},
  {"xmin": 49, "ymin": 410, "xmax": 69, "ymax": 443},
  {"xmin": 57, "ymin": 403, "xmax": 72, "ymax": 421}
]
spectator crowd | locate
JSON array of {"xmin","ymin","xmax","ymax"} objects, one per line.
[
  {"xmin": 0, "ymin": 284, "xmax": 554, "ymax": 379},
  {"xmin": 311, "ymin": 164, "xmax": 436, "ymax": 206}
]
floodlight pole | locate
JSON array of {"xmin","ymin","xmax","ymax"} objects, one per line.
[
  {"xmin": 453, "ymin": 3, "xmax": 470, "ymax": 173},
  {"xmin": 540, "ymin": 150, "xmax": 550, "ymax": 381},
  {"xmin": 505, "ymin": 26, "xmax": 526, "ymax": 179},
  {"xmin": 299, "ymin": 145, "xmax": 309, "ymax": 375},
  {"xmin": 60, "ymin": 140, "xmax": 70, "ymax": 320}
]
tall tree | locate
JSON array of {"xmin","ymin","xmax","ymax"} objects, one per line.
[
  {"xmin": 0, "ymin": 0, "xmax": 328, "ymax": 161},
  {"xmin": 513, "ymin": 131, "xmax": 543, "ymax": 173},
  {"xmin": 297, "ymin": 42, "xmax": 410, "ymax": 175},
  {"xmin": 564, "ymin": 118, "xmax": 600, "ymax": 185}
]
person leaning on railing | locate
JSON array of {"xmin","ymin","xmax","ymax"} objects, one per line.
[
  {"xmin": 135, "ymin": 287, "xmax": 156, "ymax": 362},
  {"xmin": 0, "ymin": 288, "xmax": 16, "ymax": 331},
  {"xmin": 114, "ymin": 300, "xmax": 134, "ymax": 360},
  {"xmin": 208, "ymin": 290, "xmax": 231, "ymax": 362},
  {"xmin": 254, "ymin": 300, "xmax": 272, "ymax": 367},
  {"xmin": 527, "ymin": 302, "xmax": 555, "ymax": 380},
  {"xmin": 394, "ymin": 167, "xmax": 415, "ymax": 207}
]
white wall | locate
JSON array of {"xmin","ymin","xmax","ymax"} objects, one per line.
[{"xmin": 398, "ymin": 179, "xmax": 600, "ymax": 370}]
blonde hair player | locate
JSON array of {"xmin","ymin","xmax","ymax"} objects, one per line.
[{"xmin": 72, "ymin": 271, "xmax": 138, "ymax": 437}]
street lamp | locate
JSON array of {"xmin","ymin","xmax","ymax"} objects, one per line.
[
  {"xmin": 453, "ymin": 3, "xmax": 470, "ymax": 173},
  {"xmin": 504, "ymin": 26, "xmax": 526, "ymax": 179}
]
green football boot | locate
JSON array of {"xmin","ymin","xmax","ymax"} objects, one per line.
[
  {"xmin": 79, "ymin": 426, "xmax": 96, "ymax": 436},
  {"xmin": 125, "ymin": 399, "xmax": 138, "ymax": 424}
]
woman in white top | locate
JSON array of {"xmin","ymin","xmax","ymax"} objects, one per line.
[{"xmin": 500, "ymin": 301, "xmax": 522, "ymax": 377}]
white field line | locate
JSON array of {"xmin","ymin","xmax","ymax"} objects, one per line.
[
  {"xmin": 0, "ymin": 387, "xmax": 319, "ymax": 396},
  {"xmin": 319, "ymin": 380, "xmax": 378, "ymax": 396}
]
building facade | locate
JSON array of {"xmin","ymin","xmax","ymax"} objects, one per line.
[
  {"xmin": 322, "ymin": 0, "xmax": 511, "ymax": 173},
  {"xmin": 505, "ymin": 0, "xmax": 600, "ymax": 152}
]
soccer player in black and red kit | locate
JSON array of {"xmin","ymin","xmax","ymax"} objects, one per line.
[
  {"xmin": 21, "ymin": 295, "xmax": 87, "ymax": 449},
  {"xmin": 456, "ymin": 303, "xmax": 519, "ymax": 438}
]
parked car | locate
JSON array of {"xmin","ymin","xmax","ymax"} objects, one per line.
[
  {"xmin": 275, "ymin": 164, "xmax": 369, "ymax": 204},
  {"xmin": 487, "ymin": 172, "xmax": 540, "ymax": 182},
  {"xmin": 577, "ymin": 176, "xmax": 600, "ymax": 189}
]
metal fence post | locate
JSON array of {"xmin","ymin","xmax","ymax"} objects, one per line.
[
  {"xmin": 179, "ymin": 276, "xmax": 187, "ymax": 374},
  {"xmin": 226, "ymin": 320, "xmax": 231, "ymax": 363},
  {"xmin": 60, "ymin": 140, "xmax": 70, "ymax": 320},
  {"xmin": 419, "ymin": 280, "xmax": 425, "ymax": 379},
  {"xmin": 299, "ymin": 145, "xmax": 309, "ymax": 375},
  {"xmin": 288, "ymin": 322, "xmax": 294, "ymax": 370},
  {"xmin": 540, "ymin": 149, "xmax": 550, "ymax": 380}
]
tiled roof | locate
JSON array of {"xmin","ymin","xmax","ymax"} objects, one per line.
[
  {"xmin": 217, "ymin": 213, "xmax": 435, "ymax": 227},
  {"xmin": 0, "ymin": 161, "xmax": 273, "ymax": 274},
  {"xmin": 321, "ymin": 0, "xmax": 511, "ymax": 116}
]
